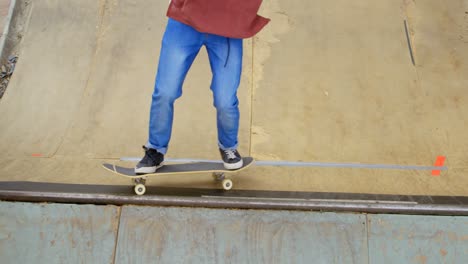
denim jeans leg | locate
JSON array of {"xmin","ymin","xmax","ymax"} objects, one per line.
[
  {"xmin": 205, "ymin": 36, "xmax": 243, "ymax": 150},
  {"xmin": 146, "ymin": 19, "xmax": 203, "ymax": 154}
]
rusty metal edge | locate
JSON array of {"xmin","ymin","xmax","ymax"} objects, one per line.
[{"xmin": 1, "ymin": 190, "xmax": 467, "ymax": 216}]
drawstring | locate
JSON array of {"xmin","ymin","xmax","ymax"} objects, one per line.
[{"xmin": 224, "ymin": 37, "xmax": 230, "ymax": 67}]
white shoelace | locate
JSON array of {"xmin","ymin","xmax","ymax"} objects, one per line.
[{"xmin": 224, "ymin": 149, "xmax": 237, "ymax": 160}]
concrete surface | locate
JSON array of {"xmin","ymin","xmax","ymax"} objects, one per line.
[
  {"xmin": 368, "ymin": 214, "xmax": 468, "ymax": 263},
  {"xmin": 0, "ymin": 202, "xmax": 119, "ymax": 263},
  {"xmin": 115, "ymin": 206, "xmax": 367, "ymax": 263},
  {"xmin": 0, "ymin": 0, "xmax": 32, "ymax": 65},
  {"xmin": 0, "ymin": 0, "xmax": 10, "ymax": 34},
  {"xmin": 1, "ymin": 201, "xmax": 468, "ymax": 263},
  {"xmin": 0, "ymin": 0, "xmax": 467, "ymax": 195}
]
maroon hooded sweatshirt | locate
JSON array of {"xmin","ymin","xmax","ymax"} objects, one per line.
[{"xmin": 167, "ymin": 0, "xmax": 270, "ymax": 39}]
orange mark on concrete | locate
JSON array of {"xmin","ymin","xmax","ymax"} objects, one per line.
[
  {"xmin": 32, "ymin": 153, "xmax": 43, "ymax": 157},
  {"xmin": 432, "ymin": 156, "xmax": 446, "ymax": 176}
]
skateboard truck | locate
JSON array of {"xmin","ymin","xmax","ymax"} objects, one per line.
[
  {"xmin": 213, "ymin": 172, "xmax": 233, "ymax": 191},
  {"xmin": 132, "ymin": 177, "xmax": 147, "ymax": 195}
]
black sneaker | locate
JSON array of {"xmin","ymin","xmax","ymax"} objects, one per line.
[
  {"xmin": 219, "ymin": 148, "xmax": 243, "ymax": 170},
  {"xmin": 134, "ymin": 146, "xmax": 164, "ymax": 174}
]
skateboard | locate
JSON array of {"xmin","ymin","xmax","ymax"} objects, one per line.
[{"xmin": 102, "ymin": 157, "xmax": 254, "ymax": 195}]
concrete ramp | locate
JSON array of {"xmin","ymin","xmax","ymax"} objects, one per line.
[
  {"xmin": 0, "ymin": 0, "xmax": 467, "ymax": 196},
  {"xmin": 0, "ymin": 0, "xmax": 102, "ymax": 158},
  {"xmin": 0, "ymin": 202, "xmax": 119, "ymax": 263},
  {"xmin": 1, "ymin": 201, "xmax": 468, "ymax": 263}
]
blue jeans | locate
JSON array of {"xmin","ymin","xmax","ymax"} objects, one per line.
[{"xmin": 146, "ymin": 18, "xmax": 243, "ymax": 155}]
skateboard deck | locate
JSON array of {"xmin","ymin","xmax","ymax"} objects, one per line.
[
  {"xmin": 102, "ymin": 157, "xmax": 254, "ymax": 194},
  {"xmin": 103, "ymin": 157, "xmax": 254, "ymax": 177}
]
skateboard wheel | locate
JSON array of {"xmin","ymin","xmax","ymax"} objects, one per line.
[
  {"xmin": 134, "ymin": 184, "xmax": 146, "ymax": 195},
  {"xmin": 222, "ymin": 179, "xmax": 233, "ymax": 190}
]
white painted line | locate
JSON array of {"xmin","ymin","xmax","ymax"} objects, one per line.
[{"xmin": 120, "ymin": 157, "xmax": 448, "ymax": 171}]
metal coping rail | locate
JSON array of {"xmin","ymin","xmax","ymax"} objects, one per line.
[{"xmin": 1, "ymin": 189, "xmax": 466, "ymax": 216}]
